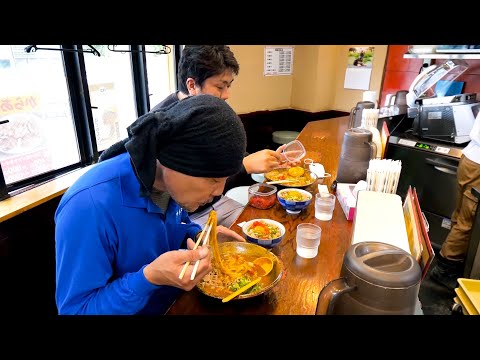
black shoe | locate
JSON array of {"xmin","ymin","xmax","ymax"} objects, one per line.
[{"xmin": 430, "ymin": 255, "xmax": 464, "ymax": 291}]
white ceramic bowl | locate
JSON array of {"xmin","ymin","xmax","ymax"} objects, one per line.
[{"xmin": 242, "ymin": 218, "xmax": 286, "ymax": 248}]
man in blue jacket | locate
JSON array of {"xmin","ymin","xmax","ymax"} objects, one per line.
[{"xmin": 54, "ymin": 95, "xmax": 247, "ymax": 315}]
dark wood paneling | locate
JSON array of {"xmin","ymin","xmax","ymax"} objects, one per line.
[
  {"xmin": 1, "ymin": 197, "xmax": 60, "ymax": 316},
  {"xmin": 239, "ymin": 109, "xmax": 348, "ymax": 153}
]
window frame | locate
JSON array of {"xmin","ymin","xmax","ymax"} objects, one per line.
[{"xmin": 0, "ymin": 44, "xmax": 175, "ymax": 198}]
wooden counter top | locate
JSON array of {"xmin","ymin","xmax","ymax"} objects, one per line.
[
  {"xmin": 0, "ymin": 166, "xmax": 93, "ymax": 223},
  {"xmin": 166, "ymin": 115, "xmax": 353, "ymax": 315}
]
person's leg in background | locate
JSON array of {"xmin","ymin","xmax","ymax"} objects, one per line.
[{"xmin": 431, "ymin": 155, "xmax": 480, "ymax": 290}]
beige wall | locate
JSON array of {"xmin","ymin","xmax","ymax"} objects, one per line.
[
  {"xmin": 228, "ymin": 45, "xmax": 293, "ymax": 114},
  {"xmin": 227, "ymin": 45, "xmax": 388, "ymax": 115},
  {"xmin": 291, "ymin": 45, "xmax": 337, "ymax": 112},
  {"xmin": 332, "ymin": 45, "xmax": 388, "ymax": 112}
]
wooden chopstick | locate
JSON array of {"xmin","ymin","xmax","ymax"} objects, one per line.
[
  {"xmin": 178, "ymin": 213, "xmax": 214, "ymax": 280},
  {"xmin": 266, "ymin": 180, "xmax": 295, "ymax": 185},
  {"xmin": 190, "ymin": 224, "xmax": 213, "ymax": 280}
]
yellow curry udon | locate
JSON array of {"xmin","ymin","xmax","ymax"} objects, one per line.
[
  {"xmin": 198, "ymin": 252, "xmax": 264, "ymax": 298},
  {"xmin": 265, "ymin": 167, "xmax": 316, "ymax": 187},
  {"xmin": 197, "ymin": 210, "xmax": 269, "ymax": 298}
]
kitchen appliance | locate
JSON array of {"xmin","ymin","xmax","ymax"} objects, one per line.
[
  {"xmin": 316, "ymin": 242, "xmax": 422, "ymax": 315},
  {"xmin": 385, "ymin": 134, "xmax": 464, "ymax": 250},
  {"xmin": 336, "ymin": 128, "xmax": 377, "ymax": 184},
  {"xmin": 349, "ymin": 101, "xmax": 375, "ymax": 129},
  {"xmin": 406, "ymin": 59, "xmax": 480, "ymax": 144},
  {"xmin": 413, "ymin": 95, "xmax": 480, "ymax": 144}
]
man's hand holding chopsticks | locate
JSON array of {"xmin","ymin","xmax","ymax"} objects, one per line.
[{"xmin": 143, "ymin": 238, "xmax": 212, "ymax": 290}]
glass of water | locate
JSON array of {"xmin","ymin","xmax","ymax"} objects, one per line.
[
  {"xmin": 296, "ymin": 223, "xmax": 322, "ymax": 259},
  {"xmin": 315, "ymin": 193, "xmax": 336, "ymax": 221}
]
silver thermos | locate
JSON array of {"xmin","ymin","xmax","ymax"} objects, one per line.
[
  {"xmin": 336, "ymin": 128, "xmax": 377, "ymax": 184},
  {"xmin": 316, "ymin": 242, "xmax": 422, "ymax": 315},
  {"xmin": 349, "ymin": 101, "xmax": 375, "ymax": 129}
]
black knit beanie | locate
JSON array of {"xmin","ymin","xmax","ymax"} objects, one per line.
[{"xmin": 124, "ymin": 94, "xmax": 247, "ymax": 197}]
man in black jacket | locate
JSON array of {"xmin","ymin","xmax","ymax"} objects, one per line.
[{"xmin": 99, "ymin": 45, "xmax": 298, "ymax": 227}]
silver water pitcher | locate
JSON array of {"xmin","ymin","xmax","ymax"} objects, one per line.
[{"xmin": 336, "ymin": 128, "xmax": 377, "ymax": 184}]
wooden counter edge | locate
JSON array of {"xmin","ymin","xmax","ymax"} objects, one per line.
[{"xmin": 0, "ymin": 165, "xmax": 93, "ymax": 222}]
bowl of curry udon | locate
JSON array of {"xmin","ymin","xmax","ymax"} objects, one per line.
[
  {"xmin": 197, "ymin": 241, "xmax": 284, "ymax": 300},
  {"xmin": 264, "ymin": 167, "xmax": 318, "ymax": 188}
]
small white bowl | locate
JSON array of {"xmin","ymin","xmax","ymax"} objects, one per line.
[{"xmin": 242, "ymin": 219, "xmax": 286, "ymax": 248}]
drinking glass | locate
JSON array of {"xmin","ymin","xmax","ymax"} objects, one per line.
[
  {"xmin": 315, "ymin": 193, "xmax": 336, "ymax": 221},
  {"xmin": 296, "ymin": 223, "xmax": 322, "ymax": 259}
]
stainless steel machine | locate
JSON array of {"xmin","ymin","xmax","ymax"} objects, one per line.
[
  {"xmin": 383, "ymin": 59, "xmax": 480, "ymax": 249},
  {"xmin": 406, "ymin": 59, "xmax": 480, "ymax": 145},
  {"xmin": 414, "ymin": 94, "xmax": 480, "ymax": 144}
]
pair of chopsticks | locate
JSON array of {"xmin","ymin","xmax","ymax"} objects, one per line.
[
  {"xmin": 178, "ymin": 211, "xmax": 215, "ymax": 280},
  {"xmin": 266, "ymin": 180, "xmax": 295, "ymax": 185},
  {"xmin": 189, "ymin": 224, "xmax": 212, "ymax": 280}
]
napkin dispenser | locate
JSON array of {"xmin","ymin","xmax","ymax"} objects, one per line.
[
  {"xmin": 351, "ymin": 190, "xmax": 410, "ymax": 254},
  {"xmin": 336, "ymin": 183, "xmax": 357, "ymax": 221}
]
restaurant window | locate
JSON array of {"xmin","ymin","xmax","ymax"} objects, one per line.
[
  {"xmin": 0, "ymin": 45, "xmax": 80, "ymax": 186},
  {"xmin": 0, "ymin": 44, "xmax": 179, "ymax": 198},
  {"xmin": 83, "ymin": 45, "xmax": 137, "ymax": 152},
  {"xmin": 145, "ymin": 45, "xmax": 176, "ymax": 109}
]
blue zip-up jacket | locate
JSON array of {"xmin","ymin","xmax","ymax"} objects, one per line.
[{"xmin": 54, "ymin": 153, "xmax": 201, "ymax": 315}]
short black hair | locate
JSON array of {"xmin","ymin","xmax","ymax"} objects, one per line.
[{"xmin": 177, "ymin": 45, "xmax": 240, "ymax": 94}]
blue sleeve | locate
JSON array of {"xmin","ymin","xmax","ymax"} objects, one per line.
[
  {"xmin": 55, "ymin": 189, "xmax": 158, "ymax": 315},
  {"xmin": 180, "ymin": 208, "xmax": 202, "ymax": 248}
]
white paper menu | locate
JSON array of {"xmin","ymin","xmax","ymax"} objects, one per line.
[{"xmin": 264, "ymin": 46, "xmax": 294, "ymax": 76}]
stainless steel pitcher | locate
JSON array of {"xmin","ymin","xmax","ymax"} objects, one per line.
[
  {"xmin": 349, "ymin": 101, "xmax": 375, "ymax": 129},
  {"xmin": 336, "ymin": 128, "xmax": 377, "ymax": 184}
]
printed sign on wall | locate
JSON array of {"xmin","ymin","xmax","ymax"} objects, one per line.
[{"xmin": 264, "ymin": 47, "xmax": 294, "ymax": 76}]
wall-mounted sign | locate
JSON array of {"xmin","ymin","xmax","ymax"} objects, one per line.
[{"xmin": 264, "ymin": 46, "xmax": 294, "ymax": 76}]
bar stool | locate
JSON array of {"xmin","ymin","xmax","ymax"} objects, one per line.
[{"xmin": 272, "ymin": 130, "xmax": 300, "ymax": 145}]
